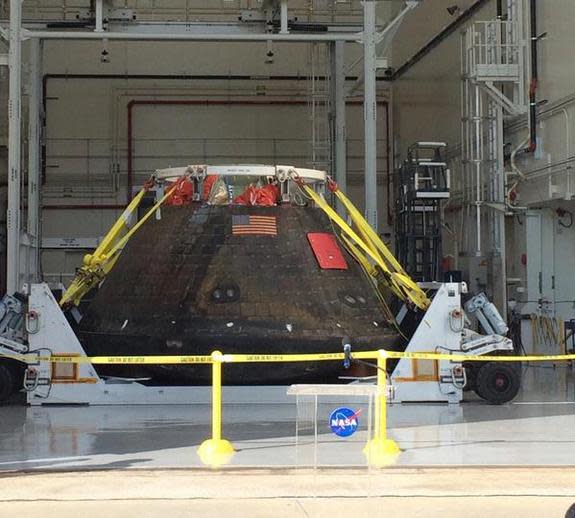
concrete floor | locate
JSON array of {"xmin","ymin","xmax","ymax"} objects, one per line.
[
  {"xmin": 2, "ymin": 366, "xmax": 575, "ymax": 517},
  {"xmin": 2, "ymin": 469, "xmax": 575, "ymax": 518},
  {"xmin": 5, "ymin": 497, "xmax": 575, "ymax": 518},
  {"xmin": 0, "ymin": 365, "xmax": 574, "ymax": 470}
]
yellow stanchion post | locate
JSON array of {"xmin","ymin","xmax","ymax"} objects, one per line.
[
  {"xmin": 363, "ymin": 349, "xmax": 400, "ymax": 467},
  {"xmin": 197, "ymin": 350, "xmax": 235, "ymax": 467}
]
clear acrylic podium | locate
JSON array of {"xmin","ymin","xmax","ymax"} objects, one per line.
[{"xmin": 287, "ymin": 384, "xmax": 386, "ymax": 469}]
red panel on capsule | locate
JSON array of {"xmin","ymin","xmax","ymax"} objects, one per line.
[{"xmin": 307, "ymin": 233, "xmax": 348, "ymax": 270}]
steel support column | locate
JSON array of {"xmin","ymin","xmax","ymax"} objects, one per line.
[
  {"xmin": 332, "ymin": 40, "xmax": 347, "ymax": 217},
  {"xmin": 280, "ymin": 0, "xmax": 288, "ymax": 34},
  {"xmin": 496, "ymin": 104, "xmax": 507, "ymax": 314},
  {"xmin": 26, "ymin": 38, "xmax": 43, "ymax": 284},
  {"xmin": 95, "ymin": 0, "xmax": 104, "ymax": 32},
  {"xmin": 473, "ymin": 83, "xmax": 483, "ymax": 257},
  {"xmin": 363, "ymin": 0, "xmax": 378, "ymax": 230},
  {"xmin": 7, "ymin": 0, "xmax": 22, "ymax": 294},
  {"xmin": 487, "ymin": 101, "xmax": 507, "ymax": 315}
]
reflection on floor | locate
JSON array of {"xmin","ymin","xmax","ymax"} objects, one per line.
[{"xmin": 1, "ymin": 365, "xmax": 574, "ymax": 471}]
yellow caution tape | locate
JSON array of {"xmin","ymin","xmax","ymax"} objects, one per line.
[
  {"xmin": 382, "ymin": 350, "xmax": 573, "ymax": 362},
  {"xmin": 224, "ymin": 352, "xmax": 345, "ymax": 363},
  {"xmin": 2, "ymin": 349, "xmax": 575, "ymax": 365},
  {"xmin": 0, "ymin": 354, "xmax": 213, "ymax": 364}
]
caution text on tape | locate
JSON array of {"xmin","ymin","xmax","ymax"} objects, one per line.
[{"xmin": 3, "ymin": 349, "xmax": 575, "ymax": 365}]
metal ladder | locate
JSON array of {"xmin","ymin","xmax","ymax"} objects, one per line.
[{"xmin": 307, "ymin": 42, "xmax": 332, "ymax": 172}]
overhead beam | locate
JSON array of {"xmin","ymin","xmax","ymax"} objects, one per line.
[{"xmin": 22, "ymin": 29, "xmax": 361, "ymax": 42}]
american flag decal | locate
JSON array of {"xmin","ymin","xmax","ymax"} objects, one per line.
[{"xmin": 232, "ymin": 215, "xmax": 277, "ymax": 236}]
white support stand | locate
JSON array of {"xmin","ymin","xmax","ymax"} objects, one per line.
[{"xmin": 391, "ymin": 282, "xmax": 514, "ymax": 403}]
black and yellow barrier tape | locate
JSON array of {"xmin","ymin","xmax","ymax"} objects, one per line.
[
  {"xmin": 383, "ymin": 351, "xmax": 574, "ymax": 362},
  {"xmin": 0, "ymin": 353, "xmax": 213, "ymax": 364},
  {"xmin": 1, "ymin": 349, "xmax": 575, "ymax": 365}
]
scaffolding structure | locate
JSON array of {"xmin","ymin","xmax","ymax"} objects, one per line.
[
  {"xmin": 395, "ymin": 142, "xmax": 450, "ymax": 282},
  {"xmin": 308, "ymin": 42, "xmax": 332, "ymax": 172},
  {"xmin": 460, "ymin": 0, "xmax": 530, "ymax": 310}
]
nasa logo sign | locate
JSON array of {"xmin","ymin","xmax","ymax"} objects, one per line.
[{"xmin": 329, "ymin": 407, "xmax": 361, "ymax": 437}]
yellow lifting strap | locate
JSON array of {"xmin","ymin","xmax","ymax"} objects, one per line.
[
  {"xmin": 299, "ymin": 181, "xmax": 430, "ymax": 310},
  {"xmin": 59, "ymin": 183, "xmax": 178, "ymax": 308}
]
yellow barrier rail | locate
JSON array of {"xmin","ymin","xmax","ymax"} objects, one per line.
[
  {"xmin": 197, "ymin": 351, "xmax": 235, "ymax": 466},
  {"xmin": 3, "ymin": 348, "xmax": 574, "ymax": 467}
]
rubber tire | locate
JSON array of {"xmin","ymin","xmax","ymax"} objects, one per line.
[
  {"xmin": 463, "ymin": 364, "xmax": 478, "ymax": 392},
  {"xmin": 0, "ymin": 363, "xmax": 15, "ymax": 402},
  {"xmin": 475, "ymin": 362, "xmax": 521, "ymax": 404}
]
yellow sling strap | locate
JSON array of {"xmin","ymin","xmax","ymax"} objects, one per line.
[
  {"xmin": 60, "ymin": 182, "xmax": 178, "ymax": 308},
  {"xmin": 298, "ymin": 178, "xmax": 430, "ymax": 310}
]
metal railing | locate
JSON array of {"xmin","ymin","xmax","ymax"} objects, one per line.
[
  {"xmin": 465, "ymin": 20, "xmax": 521, "ymax": 79},
  {"xmin": 43, "ymin": 136, "xmax": 388, "ymax": 198},
  {"xmin": 10, "ymin": 1, "xmax": 366, "ymax": 23}
]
